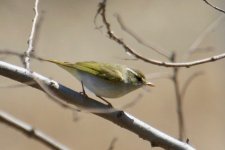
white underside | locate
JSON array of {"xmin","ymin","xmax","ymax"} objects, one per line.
[{"xmin": 71, "ymin": 70, "xmax": 141, "ymax": 98}]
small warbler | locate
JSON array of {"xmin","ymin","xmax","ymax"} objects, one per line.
[{"xmin": 44, "ymin": 59, "xmax": 154, "ymax": 105}]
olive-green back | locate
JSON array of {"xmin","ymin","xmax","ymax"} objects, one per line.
[
  {"xmin": 74, "ymin": 61, "xmax": 123, "ymax": 81},
  {"xmin": 44, "ymin": 60, "xmax": 124, "ymax": 82}
]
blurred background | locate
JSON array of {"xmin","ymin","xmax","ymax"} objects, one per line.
[{"xmin": 0, "ymin": 0, "xmax": 225, "ymax": 149}]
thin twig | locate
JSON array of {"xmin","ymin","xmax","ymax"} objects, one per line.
[
  {"xmin": 171, "ymin": 53, "xmax": 185, "ymax": 141},
  {"xmin": 107, "ymin": 137, "xmax": 118, "ymax": 150},
  {"xmin": 0, "ymin": 60, "xmax": 195, "ymax": 150},
  {"xmin": 23, "ymin": 0, "xmax": 79, "ymax": 112},
  {"xmin": 32, "ymin": 10, "xmax": 45, "ymax": 50},
  {"xmin": 96, "ymin": 0, "xmax": 225, "ymax": 68},
  {"xmin": 0, "ymin": 51, "xmax": 75, "ymax": 111},
  {"xmin": 0, "ymin": 110, "xmax": 70, "ymax": 150},
  {"xmin": 0, "ymin": 1, "xmax": 72, "ymax": 148},
  {"xmin": 185, "ymin": 15, "xmax": 225, "ymax": 60},
  {"xmin": 0, "ymin": 50, "xmax": 24, "ymax": 58},
  {"xmin": 114, "ymin": 13, "xmax": 171, "ymax": 59},
  {"xmin": 0, "ymin": 49, "xmax": 44, "ymax": 61},
  {"xmin": 202, "ymin": 0, "xmax": 225, "ymax": 14},
  {"xmin": 0, "ymin": 50, "xmax": 27, "ymax": 64},
  {"xmin": 0, "ymin": 49, "xmax": 143, "ymax": 111},
  {"xmin": 24, "ymin": 0, "xmax": 39, "ymax": 69}
]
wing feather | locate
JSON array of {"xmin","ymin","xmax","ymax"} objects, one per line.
[{"xmin": 74, "ymin": 61, "xmax": 123, "ymax": 81}]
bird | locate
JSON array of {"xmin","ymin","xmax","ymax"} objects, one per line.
[{"xmin": 43, "ymin": 59, "xmax": 154, "ymax": 106}]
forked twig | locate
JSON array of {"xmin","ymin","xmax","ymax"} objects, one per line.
[
  {"xmin": 96, "ymin": 0, "xmax": 225, "ymax": 68},
  {"xmin": 0, "ymin": 1, "xmax": 74, "ymax": 149},
  {"xmin": 95, "ymin": 0, "xmax": 224, "ymax": 142}
]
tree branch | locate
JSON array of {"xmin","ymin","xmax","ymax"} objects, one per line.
[
  {"xmin": 202, "ymin": 0, "xmax": 225, "ymax": 14},
  {"xmin": 171, "ymin": 53, "xmax": 185, "ymax": 141},
  {"xmin": 24, "ymin": 0, "xmax": 40, "ymax": 69},
  {"xmin": 96, "ymin": 0, "xmax": 225, "ymax": 68},
  {"xmin": 0, "ymin": 60, "xmax": 195, "ymax": 150},
  {"xmin": 114, "ymin": 13, "xmax": 172, "ymax": 59},
  {"xmin": 0, "ymin": 111, "xmax": 69, "ymax": 150}
]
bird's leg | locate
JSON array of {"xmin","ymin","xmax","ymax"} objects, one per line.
[
  {"xmin": 80, "ymin": 82, "xmax": 112, "ymax": 107},
  {"xmin": 96, "ymin": 95, "xmax": 113, "ymax": 108},
  {"xmin": 80, "ymin": 81, "xmax": 88, "ymax": 97}
]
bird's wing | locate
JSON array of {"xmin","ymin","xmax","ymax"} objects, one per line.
[{"xmin": 74, "ymin": 61, "xmax": 123, "ymax": 81}]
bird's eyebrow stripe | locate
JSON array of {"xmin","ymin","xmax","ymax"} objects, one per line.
[{"xmin": 126, "ymin": 68, "xmax": 138, "ymax": 76}]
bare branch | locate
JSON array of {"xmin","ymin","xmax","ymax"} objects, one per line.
[
  {"xmin": 0, "ymin": 110, "xmax": 70, "ymax": 150},
  {"xmin": 24, "ymin": 0, "xmax": 40, "ymax": 69},
  {"xmin": 114, "ymin": 13, "xmax": 172, "ymax": 59},
  {"xmin": 0, "ymin": 49, "xmax": 77, "ymax": 111},
  {"xmin": 171, "ymin": 53, "xmax": 185, "ymax": 141},
  {"xmin": 0, "ymin": 61, "xmax": 195, "ymax": 150},
  {"xmin": 185, "ymin": 15, "xmax": 225, "ymax": 59},
  {"xmin": 202, "ymin": 0, "xmax": 225, "ymax": 14},
  {"xmin": 0, "ymin": 49, "xmax": 42, "ymax": 65},
  {"xmin": 96, "ymin": 0, "xmax": 225, "ymax": 68}
]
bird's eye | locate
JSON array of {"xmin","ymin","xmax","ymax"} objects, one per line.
[{"xmin": 136, "ymin": 76, "xmax": 143, "ymax": 82}]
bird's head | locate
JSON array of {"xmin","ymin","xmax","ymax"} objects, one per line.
[{"xmin": 125, "ymin": 68, "xmax": 154, "ymax": 87}]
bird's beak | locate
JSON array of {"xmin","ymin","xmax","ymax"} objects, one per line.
[{"xmin": 146, "ymin": 82, "xmax": 155, "ymax": 87}]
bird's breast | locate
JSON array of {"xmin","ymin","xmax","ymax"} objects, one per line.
[{"xmin": 74, "ymin": 70, "xmax": 140, "ymax": 98}]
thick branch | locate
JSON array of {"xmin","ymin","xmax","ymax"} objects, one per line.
[{"xmin": 0, "ymin": 61, "xmax": 195, "ymax": 150}]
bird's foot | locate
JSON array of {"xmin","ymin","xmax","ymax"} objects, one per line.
[{"xmin": 96, "ymin": 95, "xmax": 113, "ymax": 108}]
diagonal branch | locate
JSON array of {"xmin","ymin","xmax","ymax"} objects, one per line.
[
  {"xmin": 202, "ymin": 0, "xmax": 225, "ymax": 14},
  {"xmin": 114, "ymin": 13, "xmax": 172, "ymax": 59},
  {"xmin": 187, "ymin": 15, "xmax": 225, "ymax": 55},
  {"xmin": 96, "ymin": 0, "xmax": 225, "ymax": 68},
  {"xmin": 0, "ymin": 110, "xmax": 70, "ymax": 150},
  {"xmin": 0, "ymin": 60, "xmax": 195, "ymax": 150}
]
